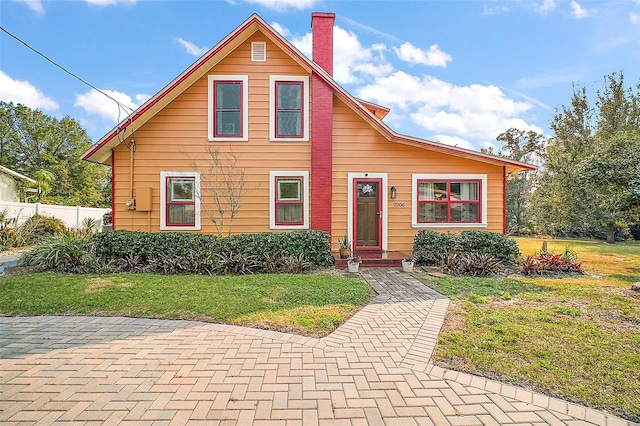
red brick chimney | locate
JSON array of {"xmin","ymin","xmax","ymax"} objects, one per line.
[
  {"xmin": 310, "ymin": 12, "xmax": 335, "ymax": 234},
  {"xmin": 311, "ymin": 12, "xmax": 335, "ymax": 75}
]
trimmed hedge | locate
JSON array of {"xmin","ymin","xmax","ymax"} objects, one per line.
[
  {"xmin": 92, "ymin": 229, "xmax": 334, "ymax": 270},
  {"xmin": 413, "ymin": 230, "xmax": 520, "ymax": 266}
]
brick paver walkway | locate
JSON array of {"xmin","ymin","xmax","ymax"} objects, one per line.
[{"xmin": 1, "ymin": 269, "xmax": 635, "ymax": 425}]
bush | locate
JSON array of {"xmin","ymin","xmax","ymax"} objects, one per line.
[
  {"xmin": 591, "ymin": 225, "xmax": 631, "ymax": 242},
  {"xmin": 24, "ymin": 214, "xmax": 67, "ymax": 237},
  {"xmin": 520, "ymin": 252, "xmax": 583, "ymax": 276},
  {"xmin": 0, "ymin": 216, "xmax": 39, "ymax": 250},
  {"xmin": 456, "ymin": 230, "xmax": 520, "ymax": 262},
  {"xmin": 412, "ymin": 230, "xmax": 457, "ymax": 265},
  {"xmin": 412, "ymin": 230, "xmax": 519, "ymax": 266},
  {"xmin": 19, "ymin": 231, "xmax": 93, "ymax": 273},
  {"xmin": 441, "ymin": 253, "xmax": 507, "ymax": 277},
  {"xmin": 90, "ymin": 229, "xmax": 333, "ymax": 274}
]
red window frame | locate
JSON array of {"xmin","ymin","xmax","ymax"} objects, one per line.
[
  {"xmin": 213, "ymin": 80, "xmax": 243, "ymax": 138},
  {"xmin": 275, "ymin": 81, "xmax": 304, "ymax": 138},
  {"xmin": 274, "ymin": 176, "xmax": 304, "ymax": 225},
  {"xmin": 165, "ymin": 176, "xmax": 196, "ymax": 227},
  {"xmin": 416, "ymin": 179, "xmax": 481, "ymax": 224}
]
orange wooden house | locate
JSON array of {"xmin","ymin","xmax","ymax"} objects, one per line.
[{"xmin": 83, "ymin": 12, "xmax": 534, "ymax": 254}]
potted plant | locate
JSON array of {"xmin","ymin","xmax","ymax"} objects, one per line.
[
  {"xmin": 402, "ymin": 252, "xmax": 417, "ymax": 273},
  {"xmin": 338, "ymin": 235, "xmax": 351, "ymax": 259},
  {"xmin": 347, "ymin": 255, "xmax": 361, "ymax": 273}
]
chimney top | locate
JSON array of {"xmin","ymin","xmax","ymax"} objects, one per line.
[{"xmin": 311, "ymin": 12, "xmax": 335, "ymax": 76}]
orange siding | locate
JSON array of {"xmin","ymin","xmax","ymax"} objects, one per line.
[
  {"xmin": 331, "ymin": 97, "xmax": 504, "ymax": 252},
  {"xmin": 112, "ymin": 31, "xmax": 311, "ymax": 235},
  {"xmin": 112, "ymin": 29, "xmax": 505, "ymax": 253}
]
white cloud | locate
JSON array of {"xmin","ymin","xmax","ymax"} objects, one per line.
[
  {"xmin": 276, "ymin": 20, "xmax": 539, "ymax": 150},
  {"xmin": 0, "ymin": 71, "xmax": 58, "ymax": 111},
  {"xmin": 357, "ymin": 71, "xmax": 541, "ymax": 148},
  {"xmin": 630, "ymin": 12, "xmax": 640, "ymax": 24},
  {"xmin": 570, "ymin": 1, "xmax": 593, "ymax": 19},
  {"xmin": 289, "ymin": 25, "xmax": 394, "ymax": 84},
  {"xmin": 270, "ymin": 22, "xmax": 291, "ymax": 38},
  {"xmin": 481, "ymin": 4, "xmax": 510, "ymax": 16},
  {"xmin": 84, "ymin": 0, "xmax": 136, "ymax": 5},
  {"xmin": 534, "ymin": 0, "xmax": 556, "ymax": 15},
  {"xmin": 74, "ymin": 88, "xmax": 149, "ymax": 122},
  {"xmin": 431, "ymin": 135, "xmax": 475, "ymax": 151},
  {"xmin": 176, "ymin": 37, "xmax": 208, "ymax": 56},
  {"xmin": 11, "ymin": 0, "xmax": 43, "ymax": 14},
  {"xmin": 514, "ymin": 69, "xmax": 583, "ymax": 89},
  {"xmin": 241, "ymin": 0, "xmax": 317, "ymax": 11},
  {"xmin": 393, "ymin": 42, "xmax": 452, "ymax": 68},
  {"xmin": 340, "ymin": 16, "xmax": 400, "ymax": 43}
]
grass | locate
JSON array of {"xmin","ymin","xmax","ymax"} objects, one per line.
[
  {"xmin": 416, "ymin": 237, "xmax": 640, "ymax": 422},
  {"xmin": 0, "ymin": 271, "xmax": 372, "ymax": 338}
]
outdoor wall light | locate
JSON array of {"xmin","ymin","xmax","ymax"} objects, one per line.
[{"xmin": 390, "ymin": 186, "xmax": 397, "ymax": 199}]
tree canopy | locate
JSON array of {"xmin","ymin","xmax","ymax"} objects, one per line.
[
  {"xmin": 494, "ymin": 128, "xmax": 544, "ymax": 234},
  {"xmin": 529, "ymin": 72, "xmax": 640, "ymax": 242},
  {"xmin": 0, "ymin": 101, "xmax": 109, "ymax": 207}
]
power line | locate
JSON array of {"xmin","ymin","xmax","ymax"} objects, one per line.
[{"xmin": 0, "ymin": 25, "xmax": 136, "ymax": 120}]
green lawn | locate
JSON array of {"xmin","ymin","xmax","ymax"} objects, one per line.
[
  {"xmin": 0, "ymin": 271, "xmax": 372, "ymax": 337},
  {"xmin": 416, "ymin": 237, "xmax": 640, "ymax": 422}
]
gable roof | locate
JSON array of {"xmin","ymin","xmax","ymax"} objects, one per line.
[{"xmin": 82, "ymin": 13, "xmax": 535, "ymax": 174}]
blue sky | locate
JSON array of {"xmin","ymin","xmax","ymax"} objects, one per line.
[{"xmin": 2, "ymin": 0, "xmax": 640, "ymax": 152}]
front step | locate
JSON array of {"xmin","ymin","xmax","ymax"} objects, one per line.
[{"xmin": 334, "ymin": 251, "xmax": 408, "ymax": 268}]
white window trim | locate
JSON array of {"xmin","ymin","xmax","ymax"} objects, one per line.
[
  {"xmin": 411, "ymin": 173, "xmax": 488, "ymax": 228},
  {"xmin": 160, "ymin": 171, "xmax": 201, "ymax": 231},
  {"xmin": 347, "ymin": 173, "xmax": 388, "ymax": 251},
  {"xmin": 208, "ymin": 75, "xmax": 249, "ymax": 142},
  {"xmin": 269, "ymin": 171, "xmax": 309, "ymax": 230},
  {"xmin": 269, "ymin": 75, "xmax": 309, "ymax": 142}
]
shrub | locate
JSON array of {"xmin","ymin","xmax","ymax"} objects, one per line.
[
  {"xmin": 24, "ymin": 214, "xmax": 67, "ymax": 238},
  {"xmin": 441, "ymin": 253, "xmax": 507, "ymax": 277},
  {"xmin": 19, "ymin": 231, "xmax": 92, "ymax": 273},
  {"xmin": 412, "ymin": 230, "xmax": 457, "ymax": 265},
  {"xmin": 457, "ymin": 230, "xmax": 520, "ymax": 262},
  {"xmin": 412, "ymin": 229, "xmax": 519, "ymax": 266},
  {"xmin": 520, "ymin": 252, "xmax": 583, "ymax": 276},
  {"xmin": 0, "ymin": 216, "xmax": 39, "ymax": 250},
  {"xmin": 91, "ymin": 229, "xmax": 333, "ymax": 274}
]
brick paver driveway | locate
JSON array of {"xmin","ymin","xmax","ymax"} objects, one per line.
[{"xmin": 1, "ymin": 269, "xmax": 634, "ymax": 425}]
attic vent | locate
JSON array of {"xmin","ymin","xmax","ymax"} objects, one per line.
[{"xmin": 251, "ymin": 42, "xmax": 266, "ymax": 62}]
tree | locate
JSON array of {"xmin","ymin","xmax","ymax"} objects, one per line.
[
  {"xmin": 0, "ymin": 102, "xmax": 109, "ymax": 207},
  {"xmin": 531, "ymin": 71, "xmax": 640, "ymax": 242},
  {"xmin": 33, "ymin": 169, "xmax": 55, "ymax": 202},
  {"xmin": 483, "ymin": 128, "xmax": 544, "ymax": 234},
  {"xmin": 575, "ymin": 132, "xmax": 640, "ymax": 242},
  {"xmin": 190, "ymin": 147, "xmax": 246, "ymax": 237}
]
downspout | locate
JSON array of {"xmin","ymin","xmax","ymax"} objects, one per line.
[
  {"xmin": 111, "ymin": 149, "xmax": 116, "ymax": 230},
  {"xmin": 503, "ymin": 166, "xmax": 507, "ymax": 235},
  {"xmin": 128, "ymin": 139, "xmax": 136, "ymax": 210}
]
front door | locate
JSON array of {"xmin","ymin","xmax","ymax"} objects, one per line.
[{"xmin": 354, "ymin": 178, "xmax": 382, "ymax": 250}]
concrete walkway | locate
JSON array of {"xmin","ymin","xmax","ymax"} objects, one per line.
[{"xmin": 0, "ymin": 269, "xmax": 635, "ymax": 425}]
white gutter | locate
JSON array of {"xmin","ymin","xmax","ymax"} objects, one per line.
[{"xmin": 0, "ymin": 165, "xmax": 37, "ymax": 184}]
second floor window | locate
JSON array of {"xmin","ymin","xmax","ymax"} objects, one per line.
[
  {"xmin": 208, "ymin": 75, "xmax": 248, "ymax": 141},
  {"xmin": 269, "ymin": 76, "xmax": 309, "ymax": 141},
  {"xmin": 214, "ymin": 81, "xmax": 242, "ymax": 137},
  {"xmin": 275, "ymin": 82, "xmax": 303, "ymax": 138}
]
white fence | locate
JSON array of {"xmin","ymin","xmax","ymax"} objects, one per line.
[{"xmin": 0, "ymin": 201, "xmax": 110, "ymax": 232}]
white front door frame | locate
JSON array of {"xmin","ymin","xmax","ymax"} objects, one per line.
[{"xmin": 347, "ymin": 172, "xmax": 388, "ymax": 251}]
